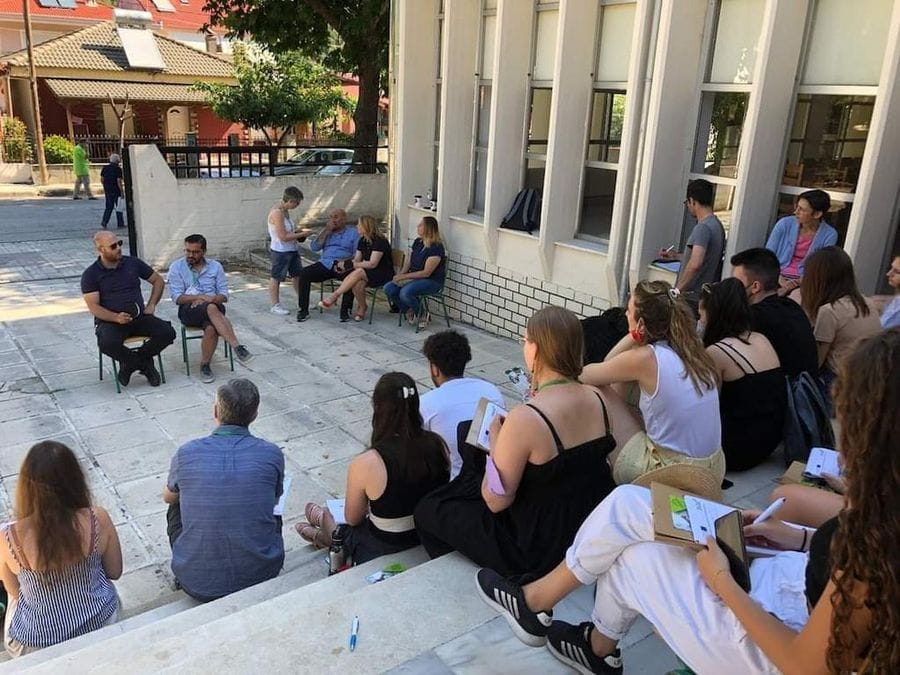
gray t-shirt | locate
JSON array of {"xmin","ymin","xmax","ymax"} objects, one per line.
[{"xmin": 681, "ymin": 214, "xmax": 725, "ymax": 294}]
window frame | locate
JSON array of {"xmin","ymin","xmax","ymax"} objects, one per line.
[{"xmin": 468, "ymin": 1, "xmax": 498, "ymax": 216}]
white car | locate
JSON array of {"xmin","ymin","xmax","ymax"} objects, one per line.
[{"xmin": 272, "ymin": 148, "xmax": 356, "ymax": 175}]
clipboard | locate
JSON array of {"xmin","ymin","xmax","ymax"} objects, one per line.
[{"xmin": 464, "ymin": 397, "xmax": 508, "ymax": 452}]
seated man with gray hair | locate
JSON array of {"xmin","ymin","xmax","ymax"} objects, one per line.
[{"xmin": 163, "ymin": 378, "xmax": 285, "ymax": 602}]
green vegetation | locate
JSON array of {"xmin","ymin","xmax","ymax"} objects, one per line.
[{"xmin": 43, "ymin": 135, "xmax": 75, "ymax": 164}]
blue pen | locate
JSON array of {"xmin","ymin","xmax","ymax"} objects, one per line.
[{"xmin": 349, "ymin": 615, "xmax": 360, "ymax": 652}]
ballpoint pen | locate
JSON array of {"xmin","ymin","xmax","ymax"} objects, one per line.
[
  {"xmin": 752, "ymin": 497, "xmax": 786, "ymax": 525},
  {"xmin": 349, "ymin": 615, "xmax": 360, "ymax": 652}
]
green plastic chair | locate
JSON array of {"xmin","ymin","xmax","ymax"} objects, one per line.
[
  {"xmin": 180, "ymin": 325, "xmax": 234, "ymax": 376},
  {"xmin": 99, "ymin": 336, "xmax": 166, "ymax": 393}
]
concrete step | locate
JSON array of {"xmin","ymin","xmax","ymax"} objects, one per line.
[
  {"xmin": 8, "ymin": 546, "xmax": 430, "ymax": 673},
  {"xmin": 25, "ymin": 552, "xmax": 493, "ymax": 674}
]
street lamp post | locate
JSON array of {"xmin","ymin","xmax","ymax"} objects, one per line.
[{"xmin": 22, "ymin": 0, "xmax": 49, "ymax": 185}]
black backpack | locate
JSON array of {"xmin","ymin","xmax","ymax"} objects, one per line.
[
  {"xmin": 782, "ymin": 372, "xmax": 835, "ymax": 466},
  {"xmin": 581, "ymin": 307, "xmax": 628, "ymax": 364},
  {"xmin": 501, "ymin": 189, "xmax": 541, "ymax": 233}
]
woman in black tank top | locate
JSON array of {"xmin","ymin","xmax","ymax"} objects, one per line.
[{"xmin": 296, "ymin": 373, "xmax": 449, "ymax": 565}]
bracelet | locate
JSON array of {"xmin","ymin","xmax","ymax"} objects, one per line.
[{"xmin": 797, "ymin": 528, "xmax": 809, "ymax": 552}]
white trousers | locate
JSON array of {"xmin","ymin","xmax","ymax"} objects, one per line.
[{"xmin": 565, "ymin": 485, "xmax": 809, "ymax": 675}]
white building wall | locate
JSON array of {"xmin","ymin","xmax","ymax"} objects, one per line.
[{"xmin": 393, "ymin": 0, "xmax": 900, "ymax": 339}]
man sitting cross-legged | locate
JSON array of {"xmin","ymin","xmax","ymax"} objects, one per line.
[
  {"xmin": 163, "ymin": 378, "xmax": 285, "ymax": 602},
  {"xmin": 81, "ymin": 230, "xmax": 176, "ymax": 388},
  {"xmin": 168, "ymin": 234, "xmax": 253, "ymax": 383},
  {"xmin": 296, "ymin": 208, "xmax": 359, "ymax": 322},
  {"xmin": 420, "ymin": 330, "xmax": 505, "ymax": 479}
]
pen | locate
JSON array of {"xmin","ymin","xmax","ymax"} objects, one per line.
[
  {"xmin": 665, "ymin": 244, "xmax": 676, "ymax": 253},
  {"xmin": 752, "ymin": 497, "xmax": 786, "ymax": 525},
  {"xmin": 349, "ymin": 615, "xmax": 360, "ymax": 652}
]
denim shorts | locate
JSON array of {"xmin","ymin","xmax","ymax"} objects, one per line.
[{"xmin": 270, "ymin": 250, "xmax": 301, "ymax": 280}]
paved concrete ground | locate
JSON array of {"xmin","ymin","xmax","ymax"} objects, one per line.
[{"xmin": 0, "ymin": 198, "xmax": 782, "ymax": 671}]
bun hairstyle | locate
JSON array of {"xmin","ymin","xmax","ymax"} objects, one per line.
[{"xmin": 632, "ymin": 280, "xmax": 718, "ymax": 394}]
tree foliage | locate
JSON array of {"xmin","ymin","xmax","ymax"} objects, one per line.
[
  {"xmin": 193, "ymin": 49, "xmax": 351, "ymax": 144},
  {"xmin": 203, "ymin": 0, "xmax": 389, "ymax": 164}
]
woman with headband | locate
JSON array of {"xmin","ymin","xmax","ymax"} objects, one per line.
[
  {"xmin": 296, "ymin": 372, "xmax": 449, "ymax": 564},
  {"xmin": 581, "ymin": 280, "xmax": 724, "ymax": 485}
]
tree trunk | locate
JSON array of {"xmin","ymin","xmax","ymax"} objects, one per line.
[{"xmin": 352, "ymin": 60, "xmax": 381, "ymax": 172}]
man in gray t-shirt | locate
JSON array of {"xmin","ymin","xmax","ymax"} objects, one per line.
[{"xmin": 657, "ymin": 179, "xmax": 726, "ymax": 297}]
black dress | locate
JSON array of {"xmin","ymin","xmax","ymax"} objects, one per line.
[
  {"xmin": 713, "ymin": 341, "xmax": 787, "ymax": 471},
  {"xmin": 414, "ymin": 393, "xmax": 617, "ymax": 579},
  {"xmin": 358, "ymin": 236, "xmax": 394, "ymax": 287}
]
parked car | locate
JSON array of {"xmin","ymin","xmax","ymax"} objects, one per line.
[
  {"xmin": 315, "ymin": 162, "xmax": 389, "ymax": 176},
  {"xmin": 272, "ymin": 148, "xmax": 355, "ymax": 176}
]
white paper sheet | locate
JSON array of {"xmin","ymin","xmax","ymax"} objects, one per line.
[
  {"xmin": 684, "ymin": 495, "xmax": 737, "ymax": 545},
  {"xmin": 326, "ymin": 498, "xmax": 347, "ymax": 525},
  {"xmin": 273, "ymin": 475, "xmax": 292, "ymax": 517},
  {"xmin": 476, "ymin": 402, "xmax": 506, "ymax": 450},
  {"xmin": 804, "ymin": 447, "xmax": 841, "ymax": 478}
]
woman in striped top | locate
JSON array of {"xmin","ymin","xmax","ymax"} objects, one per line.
[{"xmin": 0, "ymin": 441, "xmax": 122, "ymax": 658}]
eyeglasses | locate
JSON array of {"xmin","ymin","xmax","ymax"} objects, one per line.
[{"xmin": 105, "ymin": 240, "xmax": 124, "ymax": 250}]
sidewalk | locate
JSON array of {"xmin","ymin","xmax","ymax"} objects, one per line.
[{"xmin": 0, "ymin": 183, "xmax": 107, "ymax": 199}]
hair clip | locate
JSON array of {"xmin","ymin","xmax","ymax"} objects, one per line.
[
  {"xmin": 400, "ymin": 385, "xmax": 415, "ymax": 399},
  {"xmin": 667, "ymin": 288, "xmax": 681, "ymax": 302}
]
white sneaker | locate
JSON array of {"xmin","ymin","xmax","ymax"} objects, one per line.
[{"xmin": 270, "ymin": 303, "xmax": 290, "ymax": 315}]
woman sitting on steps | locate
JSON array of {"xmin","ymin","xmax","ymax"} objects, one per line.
[{"xmin": 296, "ymin": 372, "xmax": 449, "ymax": 564}]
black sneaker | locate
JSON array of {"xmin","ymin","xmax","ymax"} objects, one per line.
[
  {"xmin": 116, "ymin": 362, "xmax": 133, "ymax": 387},
  {"xmin": 339, "ymin": 312, "xmax": 350, "ymax": 323},
  {"xmin": 142, "ymin": 361, "xmax": 162, "ymax": 387},
  {"xmin": 475, "ymin": 568, "xmax": 552, "ymax": 647},
  {"xmin": 200, "ymin": 363, "xmax": 215, "ymax": 383},
  {"xmin": 296, "ymin": 310, "xmax": 310, "ymax": 322},
  {"xmin": 546, "ymin": 621, "xmax": 623, "ymax": 675},
  {"xmin": 235, "ymin": 345, "xmax": 253, "ymax": 363},
  {"xmin": 388, "ymin": 304, "xmax": 400, "ymax": 314}
]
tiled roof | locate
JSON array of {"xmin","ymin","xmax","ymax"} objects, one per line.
[
  {"xmin": 45, "ymin": 77, "xmax": 210, "ymax": 102},
  {"xmin": 0, "ymin": 21, "xmax": 233, "ymax": 78},
  {"xmin": 0, "ymin": 0, "xmax": 214, "ymax": 32}
]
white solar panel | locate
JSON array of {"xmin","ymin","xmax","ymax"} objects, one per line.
[
  {"xmin": 116, "ymin": 27, "xmax": 166, "ymax": 71},
  {"xmin": 150, "ymin": 0, "xmax": 176, "ymax": 12}
]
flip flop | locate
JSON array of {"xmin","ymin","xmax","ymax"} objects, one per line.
[{"xmin": 295, "ymin": 522, "xmax": 328, "ymax": 549}]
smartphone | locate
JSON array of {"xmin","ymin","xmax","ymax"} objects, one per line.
[{"xmin": 714, "ymin": 510, "xmax": 751, "ymax": 593}]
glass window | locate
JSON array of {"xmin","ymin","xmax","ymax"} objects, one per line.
[
  {"xmin": 586, "ymin": 90, "xmax": 625, "ymax": 163},
  {"xmin": 579, "ymin": 167, "xmax": 618, "ymax": 240},
  {"xmin": 802, "ymin": 0, "xmax": 893, "ymax": 86},
  {"xmin": 595, "ymin": 2, "xmax": 636, "ymax": 83},
  {"xmin": 783, "ymin": 95, "xmax": 874, "ymax": 193},
  {"xmin": 480, "ymin": 13, "xmax": 497, "ymax": 79},
  {"xmin": 774, "ymin": 191, "xmax": 851, "ymax": 245},
  {"xmin": 693, "ymin": 92, "xmax": 748, "ymax": 178},
  {"xmin": 680, "ymin": 182, "xmax": 737, "ymax": 245},
  {"xmin": 470, "ymin": 84, "xmax": 492, "ymax": 215},
  {"xmin": 526, "ymin": 88, "xmax": 552, "ymax": 155},
  {"xmin": 532, "ymin": 9, "xmax": 559, "ymax": 80},
  {"xmin": 476, "ymin": 84, "xmax": 492, "ymax": 146},
  {"xmin": 708, "ymin": 0, "xmax": 764, "ymax": 84},
  {"xmin": 434, "ymin": 82, "xmax": 442, "ymax": 142},
  {"xmin": 471, "ymin": 151, "xmax": 488, "ymax": 214},
  {"xmin": 524, "ymin": 158, "xmax": 546, "ymax": 193}
]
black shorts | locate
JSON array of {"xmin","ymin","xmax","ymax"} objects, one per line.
[{"xmin": 178, "ymin": 302, "xmax": 224, "ymax": 329}]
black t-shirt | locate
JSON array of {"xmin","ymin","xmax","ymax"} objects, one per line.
[
  {"xmin": 80, "ymin": 256, "xmax": 153, "ymax": 317},
  {"xmin": 805, "ymin": 516, "xmax": 838, "ymax": 608},
  {"xmin": 100, "ymin": 163, "xmax": 123, "ymax": 193},
  {"xmin": 358, "ymin": 236, "xmax": 394, "ymax": 279},
  {"xmin": 750, "ymin": 294, "xmax": 819, "ymax": 378}
]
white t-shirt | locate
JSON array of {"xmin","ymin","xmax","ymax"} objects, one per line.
[{"xmin": 419, "ymin": 377, "xmax": 505, "ymax": 478}]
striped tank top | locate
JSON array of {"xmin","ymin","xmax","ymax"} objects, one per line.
[{"xmin": 4, "ymin": 509, "xmax": 118, "ymax": 647}]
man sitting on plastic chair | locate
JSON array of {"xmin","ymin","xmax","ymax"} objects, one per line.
[
  {"xmin": 168, "ymin": 234, "xmax": 253, "ymax": 383},
  {"xmin": 81, "ymin": 230, "xmax": 176, "ymax": 388}
]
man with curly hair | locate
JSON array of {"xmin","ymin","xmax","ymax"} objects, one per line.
[{"xmin": 420, "ymin": 330, "xmax": 504, "ymax": 479}]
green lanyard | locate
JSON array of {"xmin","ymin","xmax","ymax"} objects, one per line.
[{"xmin": 535, "ymin": 377, "xmax": 576, "ymax": 392}]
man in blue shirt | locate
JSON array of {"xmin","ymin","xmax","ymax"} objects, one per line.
[
  {"xmin": 169, "ymin": 233, "xmax": 253, "ymax": 383},
  {"xmin": 81, "ymin": 230, "xmax": 176, "ymax": 388},
  {"xmin": 297, "ymin": 208, "xmax": 359, "ymax": 322},
  {"xmin": 163, "ymin": 378, "xmax": 285, "ymax": 602}
]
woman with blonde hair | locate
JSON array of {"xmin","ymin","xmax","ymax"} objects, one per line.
[
  {"xmin": 0, "ymin": 441, "xmax": 122, "ymax": 657},
  {"xmin": 383, "ymin": 216, "xmax": 446, "ymax": 328},
  {"xmin": 415, "ymin": 306, "xmax": 641, "ymax": 578},
  {"xmin": 318, "ymin": 216, "xmax": 395, "ymax": 321},
  {"xmin": 581, "ymin": 279, "xmax": 724, "ymax": 484}
]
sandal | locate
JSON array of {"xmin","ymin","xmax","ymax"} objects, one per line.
[
  {"xmin": 406, "ymin": 310, "xmax": 417, "ymax": 325},
  {"xmin": 305, "ymin": 502, "xmax": 325, "ymax": 527},
  {"xmin": 353, "ymin": 310, "xmax": 367, "ymax": 322},
  {"xmin": 317, "ymin": 297, "xmax": 335, "ymax": 310},
  {"xmin": 418, "ymin": 312, "xmax": 431, "ymax": 330},
  {"xmin": 295, "ymin": 522, "xmax": 328, "ymax": 549}
]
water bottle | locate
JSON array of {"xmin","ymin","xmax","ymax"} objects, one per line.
[{"xmin": 328, "ymin": 525, "xmax": 347, "ymax": 575}]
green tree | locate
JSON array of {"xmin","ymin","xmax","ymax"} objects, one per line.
[
  {"xmin": 203, "ymin": 0, "xmax": 388, "ymax": 168},
  {"xmin": 193, "ymin": 49, "xmax": 351, "ymax": 146}
]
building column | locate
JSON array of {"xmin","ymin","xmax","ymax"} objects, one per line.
[
  {"xmin": 482, "ymin": 0, "xmax": 534, "ymax": 258},
  {"xmin": 725, "ymin": 0, "xmax": 811, "ymax": 264},
  {"xmin": 537, "ymin": 0, "xmax": 601, "ymax": 272},
  {"xmin": 435, "ymin": 0, "xmax": 479, "ymax": 222},
  {"xmin": 392, "ymin": 0, "xmax": 440, "ymax": 242},
  {"xmin": 627, "ymin": 0, "xmax": 709, "ymax": 286},
  {"xmin": 843, "ymin": 0, "xmax": 900, "ymax": 292}
]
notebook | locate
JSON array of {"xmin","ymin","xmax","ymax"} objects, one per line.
[
  {"xmin": 465, "ymin": 397, "xmax": 508, "ymax": 452},
  {"xmin": 326, "ymin": 498, "xmax": 347, "ymax": 525},
  {"xmin": 273, "ymin": 475, "xmax": 292, "ymax": 517},
  {"xmin": 804, "ymin": 447, "xmax": 841, "ymax": 478}
]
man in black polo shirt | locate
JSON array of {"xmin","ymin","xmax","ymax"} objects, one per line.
[
  {"xmin": 81, "ymin": 230, "xmax": 176, "ymax": 387},
  {"xmin": 730, "ymin": 247, "xmax": 818, "ymax": 378}
]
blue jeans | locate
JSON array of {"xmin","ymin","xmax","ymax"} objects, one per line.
[
  {"xmin": 383, "ymin": 278, "xmax": 442, "ymax": 315},
  {"xmin": 101, "ymin": 191, "xmax": 124, "ymax": 228}
]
